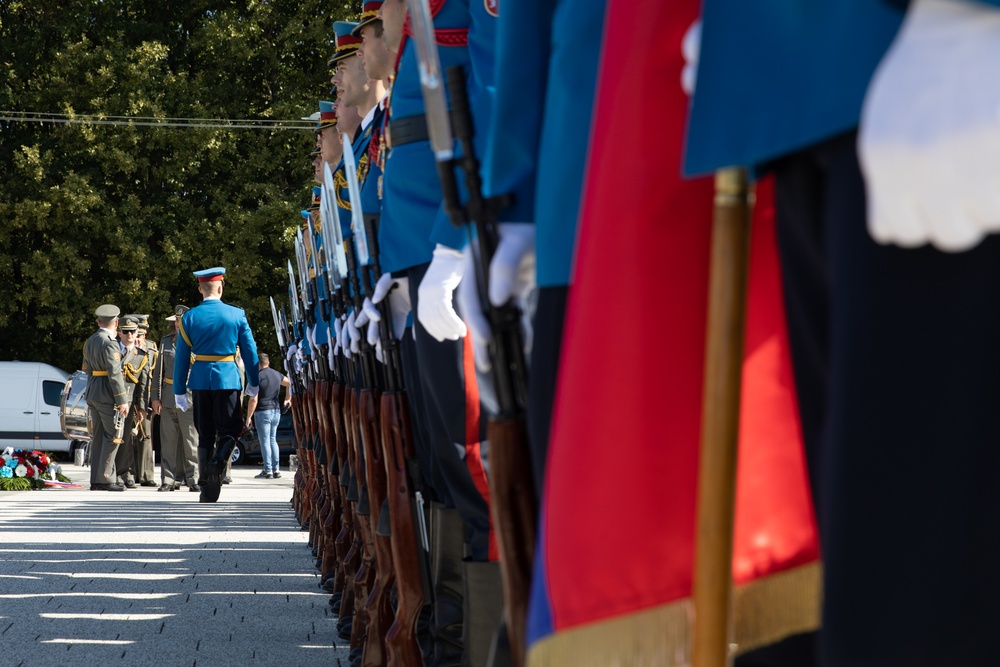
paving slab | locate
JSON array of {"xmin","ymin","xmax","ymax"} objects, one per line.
[{"xmin": 0, "ymin": 463, "xmax": 351, "ymax": 666}]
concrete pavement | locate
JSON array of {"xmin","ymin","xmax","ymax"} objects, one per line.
[{"xmin": 0, "ymin": 462, "xmax": 350, "ymax": 666}]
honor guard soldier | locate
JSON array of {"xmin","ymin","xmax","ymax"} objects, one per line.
[
  {"xmin": 686, "ymin": 0, "xmax": 1000, "ymax": 665},
  {"xmin": 172, "ymin": 267, "xmax": 260, "ymax": 503},
  {"xmin": 114, "ymin": 316, "xmax": 150, "ymax": 489},
  {"xmin": 374, "ymin": 0, "xmax": 505, "ymax": 664},
  {"xmin": 83, "ymin": 304, "xmax": 130, "ymax": 491},
  {"xmin": 132, "ymin": 314, "xmax": 158, "ymax": 486},
  {"xmin": 151, "ymin": 305, "xmax": 200, "ymax": 492}
]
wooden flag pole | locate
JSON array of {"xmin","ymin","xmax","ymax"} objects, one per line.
[{"xmin": 692, "ymin": 167, "xmax": 753, "ymax": 667}]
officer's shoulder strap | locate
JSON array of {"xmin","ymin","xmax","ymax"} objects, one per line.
[{"xmin": 177, "ymin": 315, "xmax": 193, "ymax": 348}]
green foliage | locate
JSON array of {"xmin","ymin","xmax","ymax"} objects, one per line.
[{"xmin": 0, "ymin": 0, "xmax": 352, "ymax": 371}]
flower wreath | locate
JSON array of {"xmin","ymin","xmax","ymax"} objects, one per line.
[{"xmin": 0, "ymin": 448, "xmax": 72, "ymax": 491}]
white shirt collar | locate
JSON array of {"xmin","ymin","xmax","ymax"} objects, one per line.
[
  {"xmin": 360, "ymin": 94, "xmax": 387, "ymax": 131},
  {"xmin": 203, "ymin": 294, "xmax": 222, "ymax": 301},
  {"xmin": 360, "ymin": 104, "xmax": 378, "ymax": 132}
]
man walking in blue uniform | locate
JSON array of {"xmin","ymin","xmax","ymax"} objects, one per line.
[{"xmin": 173, "ymin": 267, "xmax": 260, "ymax": 503}]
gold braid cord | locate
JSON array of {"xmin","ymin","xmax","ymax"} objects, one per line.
[
  {"xmin": 334, "ymin": 154, "xmax": 369, "ymax": 210},
  {"xmin": 122, "ymin": 353, "xmax": 149, "ymax": 384}
]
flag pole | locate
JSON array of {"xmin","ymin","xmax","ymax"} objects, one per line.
[{"xmin": 692, "ymin": 166, "xmax": 753, "ymax": 667}]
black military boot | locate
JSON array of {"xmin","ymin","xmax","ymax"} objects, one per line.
[
  {"xmin": 201, "ymin": 436, "xmax": 237, "ymax": 503},
  {"xmin": 197, "ymin": 447, "xmax": 212, "ymax": 502},
  {"xmin": 430, "ymin": 503, "xmax": 465, "ymax": 667},
  {"xmin": 461, "ymin": 561, "xmax": 505, "ymax": 667}
]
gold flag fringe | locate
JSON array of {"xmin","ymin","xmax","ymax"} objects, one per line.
[
  {"xmin": 526, "ymin": 561, "xmax": 822, "ymax": 667},
  {"xmin": 527, "ymin": 598, "xmax": 693, "ymax": 667},
  {"xmin": 732, "ymin": 561, "xmax": 822, "ymax": 655}
]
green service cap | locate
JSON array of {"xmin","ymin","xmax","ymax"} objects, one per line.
[
  {"xmin": 119, "ymin": 317, "xmax": 139, "ymax": 332},
  {"xmin": 95, "ymin": 304, "xmax": 120, "ymax": 319},
  {"xmin": 165, "ymin": 304, "xmax": 190, "ymax": 322}
]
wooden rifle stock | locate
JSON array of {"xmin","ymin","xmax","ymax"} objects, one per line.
[
  {"xmin": 444, "ymin": 65, "xmax": 537, "ymax": 667},
  {"xmin": 364, "ymin": 212, "xmax": 424, "ymax": 667},
  {"xmin": 360, "ymin": 386, "xmax": 392, "ymax": 667},
  {"xmin": 381, "ymin": 391, "xmax": 424, "ymax": 667}
]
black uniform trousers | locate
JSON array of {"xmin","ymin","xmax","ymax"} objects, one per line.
[
  {"xmin": 769, "ymin": 130, "xmax": 1000, "ymax": 667},
  {"xmin": 192, "ymin": 389, "xmax": 243, "ymax": 453},
  {"xmin": 405, "ymin": 261, "xmax": 493, "ymax": 563},
  {"xmin": 526, "ymin": 285, "xmax": 568, "ymax": 499}
]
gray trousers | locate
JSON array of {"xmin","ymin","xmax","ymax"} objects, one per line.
[
  {"xmin": 160, "ymin": 406, "xmax": 198, "ymax": 486},
  {"xmin": 88, "ymin": 402, "xmax": 119, "ymax": 485},
  {"xmin": 115, "ymin": 422, "xmax": 140, "ymax": 484},
  {"xmin": 138, "ymin": 418, "xmax": 155, "ymax": 482}
]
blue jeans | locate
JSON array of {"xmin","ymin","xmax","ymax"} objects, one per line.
[{"xmin": 253, "ymin": 409, "xmax": 281, "ymax": 473}]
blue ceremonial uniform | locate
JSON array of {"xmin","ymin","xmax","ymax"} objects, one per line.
[
  {"xmin": 380, "ymin": 0, "xmax": 503, "ymax": 272},
  {"xmin": 174, "ymin": 267, "xmax": 260, "ymax": 503},
  {"xmin": 174, "ymin": 299, "xmax": 260, "ymax": 393},
  {"xmin": 686, "ymin": 3, "xmax": 1000, "ymax": 666},
  {"xmin": 380, "ymin": 5, "xmax": 507, "ymax": 661},
  {"xmin": 683, "ymin": 2, "xmax": 902, "ymax": 176},
  {"xmin": 484, "ymin": 0, "xmax": 604, "ymax": 288}
]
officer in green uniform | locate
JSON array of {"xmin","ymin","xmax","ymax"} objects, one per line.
[
  {"xmin": 133, "ymin": 314, "xmax": 158, "ymax": 486},
  {"xmin": 114, "ymin": 317, "xmax": 150, "ymax": 488},
  {"xmin": 83, "ymin": 304, "xmax": 130, "ymax": 491},
  {"xmin": 151, "ymin": 305, "xmax": 200, "ymax": 492}
]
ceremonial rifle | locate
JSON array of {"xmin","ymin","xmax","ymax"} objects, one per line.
[
  {"xmin": 365, "ymin": 210, "xmax": 428, "ymax": 667},
  {"xmin": 344, "ymin": 130, "xmax": 396, "ymax": 666},
  {"xmin": 407, "ymin": 0, "xmax": 536, "ymax": 661},
  {"xmin": 324, "ymin": 155, "xmax": 366, "ymax": 628}
]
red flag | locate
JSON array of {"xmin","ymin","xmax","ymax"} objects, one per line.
[{"xmin": 526, "ymin": 1, "xmax": 820, "ymax": 663}]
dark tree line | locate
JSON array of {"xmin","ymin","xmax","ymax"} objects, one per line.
[{"xmin": 0, "ymin": 0, "xmax": 349, "ymax": 371}]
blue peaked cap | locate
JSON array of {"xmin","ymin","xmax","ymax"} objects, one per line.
[{"xmin": 193, "ymin": 267, "xmax": 226, "ymax": 281}]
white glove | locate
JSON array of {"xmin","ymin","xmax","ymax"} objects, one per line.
[
  {"xmin": 859, "ymin": 0, "xmax": 1000, "ymax": 252},
  {"xmin": 307, "ymin": 323, "xmax": 317, "ymax": 352},
  {"xmin": 456, "ymin": 248, "xmax": 493, "ymax": 373},
  {"xmin": 487, "ymin": 223, "xmax": 536, "ymax": 309},
  {"xmin": 327, "ymin": 325, "xmax": 336, "ymax": 368},
  {"xmin": 371, "ymin": 273, "xmax": 411, "ymax": 341},
  {"xmin": 346, "ymin": 310, "xmax": 361, "ymax": 356},
  {"xmin": 417, "ymin": 244, "xmax": 467, "ymax": 341},
  {"xmin": 286, "ymin": 343, "xmax": 297, "ymax": 362},
  {"xmin": 175, "ymin": 393, "xmax": 189, "ymax": 412},
  {"xmin": 681, "ymin": 19, "xmax": 701, "ymax": 96},
  {"xmin": 333, "ymin": 316, "xmax": 344, "ymax": 356},
  {"xmin": 245, "ymin": 384, "xmax": 259, "ymax": 398},
  {"xmin": 375, "ymin": 337, "xmax": 384, "ymax": 364}
]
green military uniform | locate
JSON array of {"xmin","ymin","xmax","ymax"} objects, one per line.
[
  {"xmin": 151, "ymin": 305, "xmax": 199, "ymax": 491},
  {"xmin": 114, "ymin": 317, "xmax": 150, "ymax": 487},
  {"xmin": 83, "ymin": 304, "xmax": 128, "ymax": 489},
  {"xmin": 133, "ymin": 314, "xmax": 158, "ymax": 485}
]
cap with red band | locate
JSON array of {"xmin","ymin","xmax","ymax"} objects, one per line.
[{"xmin": 193, "ymin": 267, "xmax": 226, "ymax": 282}]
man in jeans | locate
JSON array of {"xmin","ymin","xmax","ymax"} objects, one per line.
[{"xmin": 245, "ymin": 353, "xmax": 290, "ymax": 479}]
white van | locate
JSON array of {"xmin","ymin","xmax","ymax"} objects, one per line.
[{"xmin": 0, "ymin": 361, "xmax": 72, "ymax": 454}]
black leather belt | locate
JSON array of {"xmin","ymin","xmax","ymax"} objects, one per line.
[{"xmin": 387, "ymin": 114, "xmax": 430, "ymax": 147}]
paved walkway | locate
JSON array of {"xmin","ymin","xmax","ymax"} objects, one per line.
[{"xmin": 0, "ymin": 462, "xmax": 349, "ymax": 666}]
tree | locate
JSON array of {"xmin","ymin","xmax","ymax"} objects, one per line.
[{"xmin": 0, "ymin": 0, "xmax": 350, "ymax": 372}]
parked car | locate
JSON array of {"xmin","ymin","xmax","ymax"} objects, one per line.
[
  {"xmin": 0, "ymin": 361, "xmax": 73, "ymax": 454},
  {"xmin": 232, "ymin": 410, "xmax": 297, "ymax": 465}
]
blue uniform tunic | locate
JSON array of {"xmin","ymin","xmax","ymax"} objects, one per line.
[
  {"xmin": 173, "ymin": 299, "xmax": 260, "ymax": 393},
  {"xmin": 380, "ymin": 0, "xmax": 502, "ymax": 273},
  {"xmin": 483, "ymin": 0, "xmax": 605, "ymax": 288},
  {"xmin": 684, "ymin": 0, "xmax": 903, "ymax": 176}
]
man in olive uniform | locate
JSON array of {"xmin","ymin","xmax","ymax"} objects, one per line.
[
  {"xmin": 83, "ymin": 304, "xmax": 130, "ymax": 491},
  {"xmin": 151, "ymin": 305, "xmax": 200, "ymax": 492},
  {"xmin": 114, "ymin": 317, "xmax": 150, "ymax": 488},
  {"xmin": 133, "ymin": 314, "xmax": 158, "ymax": 486}
]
